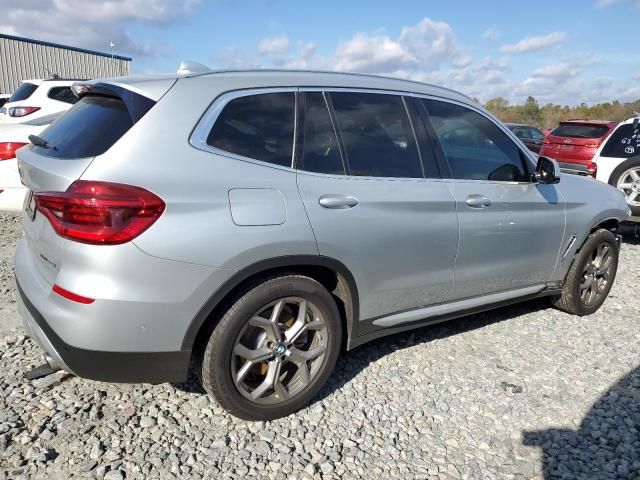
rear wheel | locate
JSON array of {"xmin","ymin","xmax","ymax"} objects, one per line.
[
  {"xmin": 199, "ymin": 275, "xmax": 341, "ymax": 420},
  {"xmin": 609, "ymin": 157, "xmax": 640, "ymax": 217},
  {"xmin": 551, "ymin": 229, "xmax": 619, "ymax": 315}
]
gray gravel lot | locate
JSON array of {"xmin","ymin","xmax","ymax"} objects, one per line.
[{"xmin": 0, "ymin": 210, "xmax": 639, "ymax": 479}]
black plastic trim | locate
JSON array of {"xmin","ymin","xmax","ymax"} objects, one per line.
[
  {"xmin": 350, "ymin": 288, "xmax": 560, "ymax": 350},
  {"xmin": 16, "ymin": 279, "xmax": 190, "ymax": 384},
  {"xmin": 181, "ymin": 255, "xmax": 360, "ymax": 351}
]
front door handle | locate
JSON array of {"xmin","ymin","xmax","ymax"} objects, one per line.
[
  {"xmin": 465, "ymin": 194, "xmax": 492, "ymax": 208},
  {"xmin": 319, "ymin": 194, "xmax": 359, "ymax": 209}
]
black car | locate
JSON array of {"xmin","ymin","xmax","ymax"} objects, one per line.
[{"xmin": 506, "ymin": 123, "xmax": 545, "ymax": 154}]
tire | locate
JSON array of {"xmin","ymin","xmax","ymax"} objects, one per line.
[
  {"xmin": 608, "ymin": 156, "xmax": 640, "ymax": 217},
  {"xmin": 199, "ymin": 274, "xmax": 342, "ymax": 421},
  {"xmin": 551, "ymin": 229, "xmax": 619, "ymax": 316}
]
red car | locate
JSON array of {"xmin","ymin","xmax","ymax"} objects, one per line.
[{"xmin": 540, "ymin": 120, "xmax": 618, "ymax": 176}]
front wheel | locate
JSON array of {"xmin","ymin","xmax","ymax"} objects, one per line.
[
  {"xmin": 199, "ymin": 275, "xmax": 342, "ymax": 420},
  {"xmin": 551, "ymin": 229, "xmax": 619, "ymax": 316}
]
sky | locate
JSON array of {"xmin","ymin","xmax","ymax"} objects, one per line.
[{"xmin": 1, "ymin": 0, "xmax": 639, "ymax": 105}]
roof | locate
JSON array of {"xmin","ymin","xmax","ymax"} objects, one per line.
[
  {"xmin": 0, "ymin": 33, "xmax": 132, "ymax": 62},
  {"xmin": 97, "ymin": 68, "xmax": 476, "ymax": 105}
]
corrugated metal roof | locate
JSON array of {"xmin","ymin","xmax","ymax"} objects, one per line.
[{"xmin": 0, "ymin": 34, "xmax": 131, "ymax": 61}]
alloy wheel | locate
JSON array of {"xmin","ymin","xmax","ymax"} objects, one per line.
[
  {"xmin": 231, "ymin": 297, "xmax": 328, "ymax": 404},
  {"xmin": 616, "ymin": 167, "xmax": 640, "ymax": 207},
  {"xmin": 580, "ymin": 242, "xmax": 615, "ymax": 306}
]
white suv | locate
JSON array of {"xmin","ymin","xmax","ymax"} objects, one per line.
[
  {"xmin": 0, "ymin": 78, "xmax": 80, "ymax": 124},
  {"xmin": 594, "ymin": 115, "xmax": 640, "ymax": 221}
]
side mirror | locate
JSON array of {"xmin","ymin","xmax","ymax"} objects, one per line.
[{"xmin": 534, "ymin": 156, "xmax": 561, "ymax": 184}]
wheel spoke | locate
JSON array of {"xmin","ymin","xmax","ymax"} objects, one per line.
[
  {"xmin": 273, "ymin": 370, "xmax": 289, "ymax": 400},
  {"xmin": 250, "ymin": 360, "xmax": 278, "ymax": 400},
  {"xmin": 249, "ymin": 314, "xmax": 281, "ymax": 343},
  {"xmin": 233, "ymin": 343, "xmax": 272, "ymax": 362},
  {"xmin": 630, "ymin": 169, "xmax": 640, "ymax": 181},
  {"xmin": 627, "ymin": 192, "xmax": 639, "ymax": 203},
  {"xmin": 597, "ymin": 255, "xmax": 613, "ymax": 275},
  {"xmin": 289, "ymin": 344, "xmax": 327, "ymax": 363},
  {"xmin": 618, "ymin": 183, "xmax": 633, "ymax": 190},
  {"xmin": 581, "ymin": 274, "xmax": 594, "ymax": 291}
]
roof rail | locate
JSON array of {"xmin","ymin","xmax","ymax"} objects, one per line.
[{"xmin": 177, "ymin": 61, "xmax": 212, "ymax": 75}]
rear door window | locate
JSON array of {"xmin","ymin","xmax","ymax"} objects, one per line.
[
  {"xmin": 32, "ymin": 95, "xmax": 135, "ymax": 159},
  {"xmin": 207, "ymin": 92, "xmax": 295, "ymax": 168},
  {"xmin": 8, "ymin": 83, "xmax": 38, "ymax": 102},
  {"xmin": 551, "ymin": 124, "xmax": 610, "ymax": 139},
  {"xmin": 47, "ymin": 86, "xmax": 79, "ymax": 105},
  {"xmin": 424, "ymin": 99, "xmax": 529, "ymax": 182},
  {"xmin": 601, "ymin": 123, "xmax": 640, "ymax": 158},
  {"xmin": 301, "ymin": 92, "xmax": 345, "ymax": 175},
  {"xmin": 329, "ymin": 92, "xmax": 423, "ymax": 178}
]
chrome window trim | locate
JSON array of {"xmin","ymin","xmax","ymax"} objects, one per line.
[
  {"xmin": 412, "ymin": 92, "xmax": 539, "ymax": 184},
  {"xmin": 190, "ymin": 87, "xmax": 298, "ymax": 172}
]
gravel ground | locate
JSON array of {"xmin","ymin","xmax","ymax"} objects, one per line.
[{"xmin": 0, "ymin": 211, "xmax": 639, "ymax": 480}]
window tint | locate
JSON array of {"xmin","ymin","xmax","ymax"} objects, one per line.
[
  {"xmin": 424, "ymin": 99, "xmax": 528, "ymax": 182},
  {"xmin": 601, "ymin": 122, "xmax": 640, "ymax": 158},
  {"xmin": 330, "ymin": 92, "xmax": 423, "ymax": 178},
  {"xmin": 8, "ymin": 82, "xmax": 38, "ymax": 102},
  {"xmin": 551, "ymin": 123, "xmax": 609, "ymax": 139},
  {"xmin": 207, "ymin": 93, "xmax": 295, "ymax": 168},
  {"xmin": 510, "ymin": 126, "xmax": 530, "ymax": 139},
  {"xmin": 33, "ymin": 95, "xmax": 134, "ymax": 159},
  {"xmin": 47, "ymin": 87, "xmax": 79, "ymax": 105},
  {"xmin": 301, "ymin": 93, "xmax": 344, "ymax": 175}
]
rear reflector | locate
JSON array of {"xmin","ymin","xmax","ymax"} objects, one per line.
[
  {"xmin": 8, "ymin": 106, "xmax": 40, "ymax": 118},
  {"xmin": 35, "ymin": 180, "xmax": 165, "ymax": 245},
  {"xmin": 0, "ymin": 142, "xmax": 28, "ymax": 160},
  {"xmin": 586, "ymin": 162, "xmax": 597, "ymax": 177},
  {"xmin": 52, "ymin": 284, "xmax": 95, "ymax": 304}
]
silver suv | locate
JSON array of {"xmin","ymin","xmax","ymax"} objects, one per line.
[{"xmin": 15, "ymin": 69, "xmax": 629, "ymax": 420}]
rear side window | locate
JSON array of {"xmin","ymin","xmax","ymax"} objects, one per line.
[
  {"xmin": 47, "ymin": 87, "xmax": 79, "ymax": 105},
  {"xmin": 424, "ymin": 99, "xmax": 528, "ymax": 182},
  {"xmin": 330, "ymin": 92, "xmax": 423, "ymax": 178},
  {"xmin": 9, "ymin": 83, "xmax": 38, "ymax": 102},
  {"xmin": 301, "ymin": 92, "xmax": 344, "ymax": 175},
  {"xmin": 207, "ymin": 93, "xmax": 295, "ymax": 168},
  {"xmin": 33, "ymin": 96, "xmax": 134, "ymax": 159},
  {"xmin": 601, "ymin": 122, "xmax": 640, "ymax": 158},
  {"xmin": 551, "ymin": 123, "xmax": 610, "ymax": 139}
]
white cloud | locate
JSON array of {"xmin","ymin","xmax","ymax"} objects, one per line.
[
  {"xmin": 482, "ymin": 26, "xmax": 501, "ymax": 40},
  {"xmin": 0, "ymin": 0, "xmax": 200, "ymax": 57},
  {"xmin": 595, "ymin": 0, "xmax": 621, "ymax": 6},
  {"xmin": 532, "ymin": 63, "xmax": 579, "ymax": 78},
  {"xmin": 500, "ymin": 32, "xmax": 567, "ymax": 54},
  {"xmin": 258, "ymin": 35, "xmax": 290, "ymax": 56}
]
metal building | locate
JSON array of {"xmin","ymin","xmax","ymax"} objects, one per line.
[{"xmin": 0, "ymin": 34, "xmax": 131, "ymax": 94}]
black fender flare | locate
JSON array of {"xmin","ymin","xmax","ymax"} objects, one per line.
[{"xmin": 180, "ymin": 255, "xmax": 360, "ymax": 351}]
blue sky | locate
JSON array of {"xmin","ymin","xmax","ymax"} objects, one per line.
[{"xmin": 2, "ymin": 0, "xmax": 639, "ymax": 105}]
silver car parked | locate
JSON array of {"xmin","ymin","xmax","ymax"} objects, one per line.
[{"xmin": 15, "ymin": 68, "xmax": 629, "ymax": 420}]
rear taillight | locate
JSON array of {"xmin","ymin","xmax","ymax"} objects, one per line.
[
  {"xmin": 586, "ymin": 162, "xmax": 597, "ymax": 177},
  {"xmin": 0, "ymin": 142, "xmax": 28, "ymax": 160},
  {"xmin": 52, "ymin": 284, "xmax": 95, "ymax": 304},
  {"xmin": 543, "ymin": 138, "xmax": 551, "ymax": 144},
  {"xmin": 585, "ymin": 144, "xmax": 599, "ymax": 149},
  {"xmin": 8, "ymin": 106, "xmax": 40, "ymax": 118},
  {"xmin": 35, "ymin": 181, "xmax": 165, "ymax": 245}
]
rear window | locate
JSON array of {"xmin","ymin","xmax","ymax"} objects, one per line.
[
  {"xmin": 33, "ymin": 96, "xmax": 134, "ymax": 159},
  {"xmin": 551, "ymin": 123, "xmax": 610, "ymax": 139},
  {"xmin": 47, "ymin": 86, "xmax": 79, "ymax": 105},
  {"xmin": 600, "ymin": 122, "xmax": 640, "ymax": 158},
  {"xmin": 8, "ymin": 82, "xmax": 38, "ymax": 102}
]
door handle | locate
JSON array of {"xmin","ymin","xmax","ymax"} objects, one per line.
[
  {"xmin": 465, "ymin": 194, "xmax": 492, "ymax": 208},
  {"xmin": 318, "ymin": 194, "xmax": 359, "ymax": 209}
]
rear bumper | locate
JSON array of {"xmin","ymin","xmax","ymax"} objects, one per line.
[
  {"xmin": 558, "ymin": 162, "xmax": 591, "ymax": 176},
  {"xmin": 16, "ymin": 277, "xmax": 191, "ymax": 383}
]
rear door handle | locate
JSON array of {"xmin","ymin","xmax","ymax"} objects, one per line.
[
  {"xmin": 465, "ymin": 194, "xmax": 492, "ymax": 208},
  {"xmin": 318, "ymin": 194, "xmax": 359, "ymax": 209}
]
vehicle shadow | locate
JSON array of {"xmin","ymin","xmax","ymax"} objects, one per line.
[
  {"xmin": 522, "ymin": 365, "xmax": 640, "ymax": 479},
  {"xmin": 173, "ymin": 298, "xmax": 552, "ymax": 398}
]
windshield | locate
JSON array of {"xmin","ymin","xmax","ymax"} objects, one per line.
[
  {"xmin": 551, "ymin": 124, "xmax": 610, "ymax": 139},
  {"xmin": 8, "ymin": 83, "xmax": 38, "ymax": 103}
]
